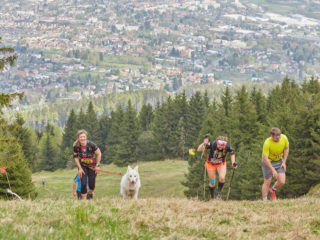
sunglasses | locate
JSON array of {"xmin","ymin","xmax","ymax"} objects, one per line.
[
  {"xmin": 272, "ymin": 134, "xmax": 281, "ymax": 138},
  {"xmin": 217, "ymin": 140, "xmax": 227, "ymax": 146}
]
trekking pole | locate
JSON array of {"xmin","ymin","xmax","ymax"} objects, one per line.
[
  {"xmin": 7, "ymin": 189, "xmax": 23, "ymax": 201},
  {"xmin": 202, "ymin": 134, "xmax": 209, "ymax": 200},
  {"xmin": 226, "ymin": 162, "xmax": 238, "ymax": 200},
  {"xmin": 202, "ymin": 148, "xmax": 206, "ymax": 200}
]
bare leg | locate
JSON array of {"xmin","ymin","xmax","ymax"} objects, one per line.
[
  {"xmin": 216, "ymin": 164, "xmax": 226, "ymax": 183},
  {"xmin": 262, "ymin": 178, "xmax": 272, "ymax": 198},
  {"xmin": 207, "ymin": 170, "xmax": 216, "ymax": 187},
  {"xmin": 273, "ymin": 173, "xmax": 286, "ymax": 189},
  {"xmin": 81, "ymin": 193, "xmax": 87, "ymax": 200}
]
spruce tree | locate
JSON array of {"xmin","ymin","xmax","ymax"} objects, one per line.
[
  {"xmin": 185, "ymin": 92, "xmax": 207, "ymax": 148},
  {"xmin": 281, "ymin": 79, "xmax": 320, "ymax": 197},
  {"xmin": 114, "ymin": 100, "xmax": 140, "ymax": 166},
  {"xmin": 139, "ymin": 103, "xmax": 154, "ymax": 131},
  {"xmin": 105, "ymin": 105, "xmax": 124, "ymax": 164},
  {"xmin": 0, "ymin": 137, "xmax": 37, "ymax": 199},
  {"xmin": 0, "ymin": 39, "xmax": 36, "ymax": 199},
  {"xmin": 151, "ymin": 102, "xmax": 170, "ymax": 160},
  {"xmin": 98, "ymin": 115, "xmax": 111, "ymax": 163},
  {"xmin": 61, "ymin": 109, "xmax": 77, "ymax": 167},
  {"xmin": 9, "ymin": 114, "xmax": 38, "ymax": 171},
  {"xmin": 84, "ymin": 102, "xmax": 100, "ymax": 144}
]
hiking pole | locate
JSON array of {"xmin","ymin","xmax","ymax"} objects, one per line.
[
  {"xmin": 226, "ymin": 162, "xmax": 238, "ymax": 201},
  {"xmin": 202, "ymin": 148, "xmax": 207, "ymax": 200},
  {"xmin": 202, "ymin": 134, "xmax": 209, "ymax": 200},
  {"xmin": 90, "ymin": 167, "xmax": 122, "ymax": 176},
  {"xmin": 7, "ymin": 189, "xmax": 23, "ymax": 201}
]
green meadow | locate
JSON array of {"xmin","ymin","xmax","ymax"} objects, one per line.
[
  {"xmin": 32, "ymin": 160, "xmax": 188, "ymax": 200},
  {"xmin": 1, "ymin": 160, "xmax": 320, "ymax": 239}
]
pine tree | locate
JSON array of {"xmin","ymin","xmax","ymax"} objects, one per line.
[
  {"xmin": 61, "ymin": 109, "xmax": 77, "ymax": 167},
  {"xmin": 250, "ymin": 87, "xmax": 267, "ymax": 124},
  {"xmin": 281, "ymin": 78, "xmax": 320, "ymax": 197},
  {"xmin": 0, "ymin": 39, "xmax": 36, "ymax": 199},
  {"xmin": 38, "ymin": 125, "xmax": 61, "ymax": 171},
  {"xmin": 221, "ymin": 86, "xmax": 232, "ymax": 117},
  {"xmin": 105, "ymin": 105, "xmax": 124, "ymax": 164},
  {"xmin": 151, "ymin": 101, "xmax": 170, "ymax": 160},
  {"xmin": 98, "ymin": 115, "xmax": 111, "ymax": 163},
  {"xmin": 62, "ymin": 109, "xmax": 78, "ymax": 149},
  {"xmin": 114, "ymin": 100, "xmax": 140, "ymax": 166},
  {"xmin": 38, "ymin": 133, "xmax": 57, "ymax": 171},
  {"xmin": 9, "ymin": 114, "xmax": 38, "ymax": 171},
  {"xmin": 0, "ymin": 137, "xmax": 37, "ymax": 199},
  {"xmin": 84, "ymin": 102, "xmax": 100, "ymax": 144},
  {"xmin": 75, "ymin": 108, "xmax": 86, "ymax": 130},
  {"xmin": 177, "ymin": 117, "xmax": 187, "ymax": 160},
  {"xmin": 139, "ymin": 103, "xmax": 154, "ymax": 131},
  {"xmin": 185, "ymin": 92, "xmax": 207, "ymax": 148}
]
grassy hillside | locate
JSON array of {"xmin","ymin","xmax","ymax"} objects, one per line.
[
  {"xmin": 1, "ymin": 160, "xmax": 320, "ymax": 239},
  {"xmin": 32, "ymin": 160, "xmax": 188, "ymax": 200},
  {"xmin": 0, "ymin": 197, "xmax": 319, "ymax": 239}
]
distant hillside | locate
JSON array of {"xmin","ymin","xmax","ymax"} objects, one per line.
[{"xmin": 6, "ymin": 89, "xmax": 169, "ymax": 128}]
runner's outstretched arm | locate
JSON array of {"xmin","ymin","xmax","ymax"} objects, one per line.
[{"xmin": 230, "ymin": 154, "xmax": 237, "ymax": 169}]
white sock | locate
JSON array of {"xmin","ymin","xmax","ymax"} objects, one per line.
[{"xmin": 262, "ymin": 196, "xmax": 268, "ymax": 201}]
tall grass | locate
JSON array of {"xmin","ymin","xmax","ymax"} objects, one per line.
[
  {"xmin": 0, "ymin": 197, "xmax": 319, "ymax": 239},
  {"xmin": 1, "ymin": 160, "xmax": 319, "ymax": 239}
]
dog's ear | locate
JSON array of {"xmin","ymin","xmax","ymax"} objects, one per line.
[
  {"xmin": 134, "ymin": 166, "xmax": 139, "ymax": 172},
  {"xmin": 127, "ymin": 165, "xmax": 132, "ymax": 171}
]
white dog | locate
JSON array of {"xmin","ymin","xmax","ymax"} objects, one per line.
[{"xmin": 120, "ymin": 166, "xmax": 141, "ymax": 200}]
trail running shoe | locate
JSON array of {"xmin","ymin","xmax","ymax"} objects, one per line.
[
  {"xmin": 216, "ymin": 192, "xmax": 222, "ymax": 200},
  {"xmin": 210, "ymin": 194, "xmax": 215, "ymax": 201},
  {"xmin": 269, "ymin": 188, "xmax": 276, "ymax": 200},
  {"xmin": 87, "ymin": 193, "xmax": 93, "ymax": 200}
]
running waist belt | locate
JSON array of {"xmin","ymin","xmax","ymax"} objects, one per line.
[
  {"xmin": 80, "ymin": 158, "xmax": 95, "ymax": 165},
  {"xmin": 209, "ymin": 158, "xmax": 224, "ymax": 165}
]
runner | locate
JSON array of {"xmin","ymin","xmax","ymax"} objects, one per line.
[
  {"xmin": 73, "ymin": 130, "xmax": 101, "ymax": 200},
  {"xmin": 198, "ymin": 135, "xmax": 237, "ymax": 200},
  {"xmin": 261, "ymin": 127, "xmax": 289, "ymax": 201}
]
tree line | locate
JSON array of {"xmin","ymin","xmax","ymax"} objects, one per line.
[{"xmin": 1, "ymin": 76, "xmax": 320, "ymax": 200}]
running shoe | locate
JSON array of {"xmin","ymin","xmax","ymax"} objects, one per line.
[{"xmin": 269, "ymin": 188, "xmax": 276, "ymax": 200}]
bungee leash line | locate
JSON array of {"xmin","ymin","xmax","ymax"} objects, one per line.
[{"xmin": 89, "ymin": 167, "xmax": 122, "ymax": 176}]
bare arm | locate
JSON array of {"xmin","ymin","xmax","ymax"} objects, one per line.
[
  {"xmin": 230, "ymin": 154, "xmax": 237, "ymax": 168},
  {"xmin": 74, "ymin": 156, "xmax": 85, "ymax": 177},
  {"xmin": 280, "ymin": 146, "xmax": 289, "ymax": 171},
  {"xmin": 197, "ymin": 143, "xmax": 206, "ymax": 152},
  {"xmin": 94, "ymin": 148, "xmax": 102, "ymax": 174},
  {"xmin": 197, "ymin": 138, "xmax": 209, "ymax": 152},
  {"xmin": 95, "ymin": 148, "xmax": 101, "ymax": 165},
  {"xmin": 283, "ymin": 146, "xmax": 289, "ymax": 164},
  {"xmin": 73, "ymin": 181, "xmax": 77, "ymax": 196}
]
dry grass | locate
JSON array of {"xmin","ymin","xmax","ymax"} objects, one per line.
[{"xmin": 0, "ymin": 197, "xmax": 319, "ymax": 239}]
